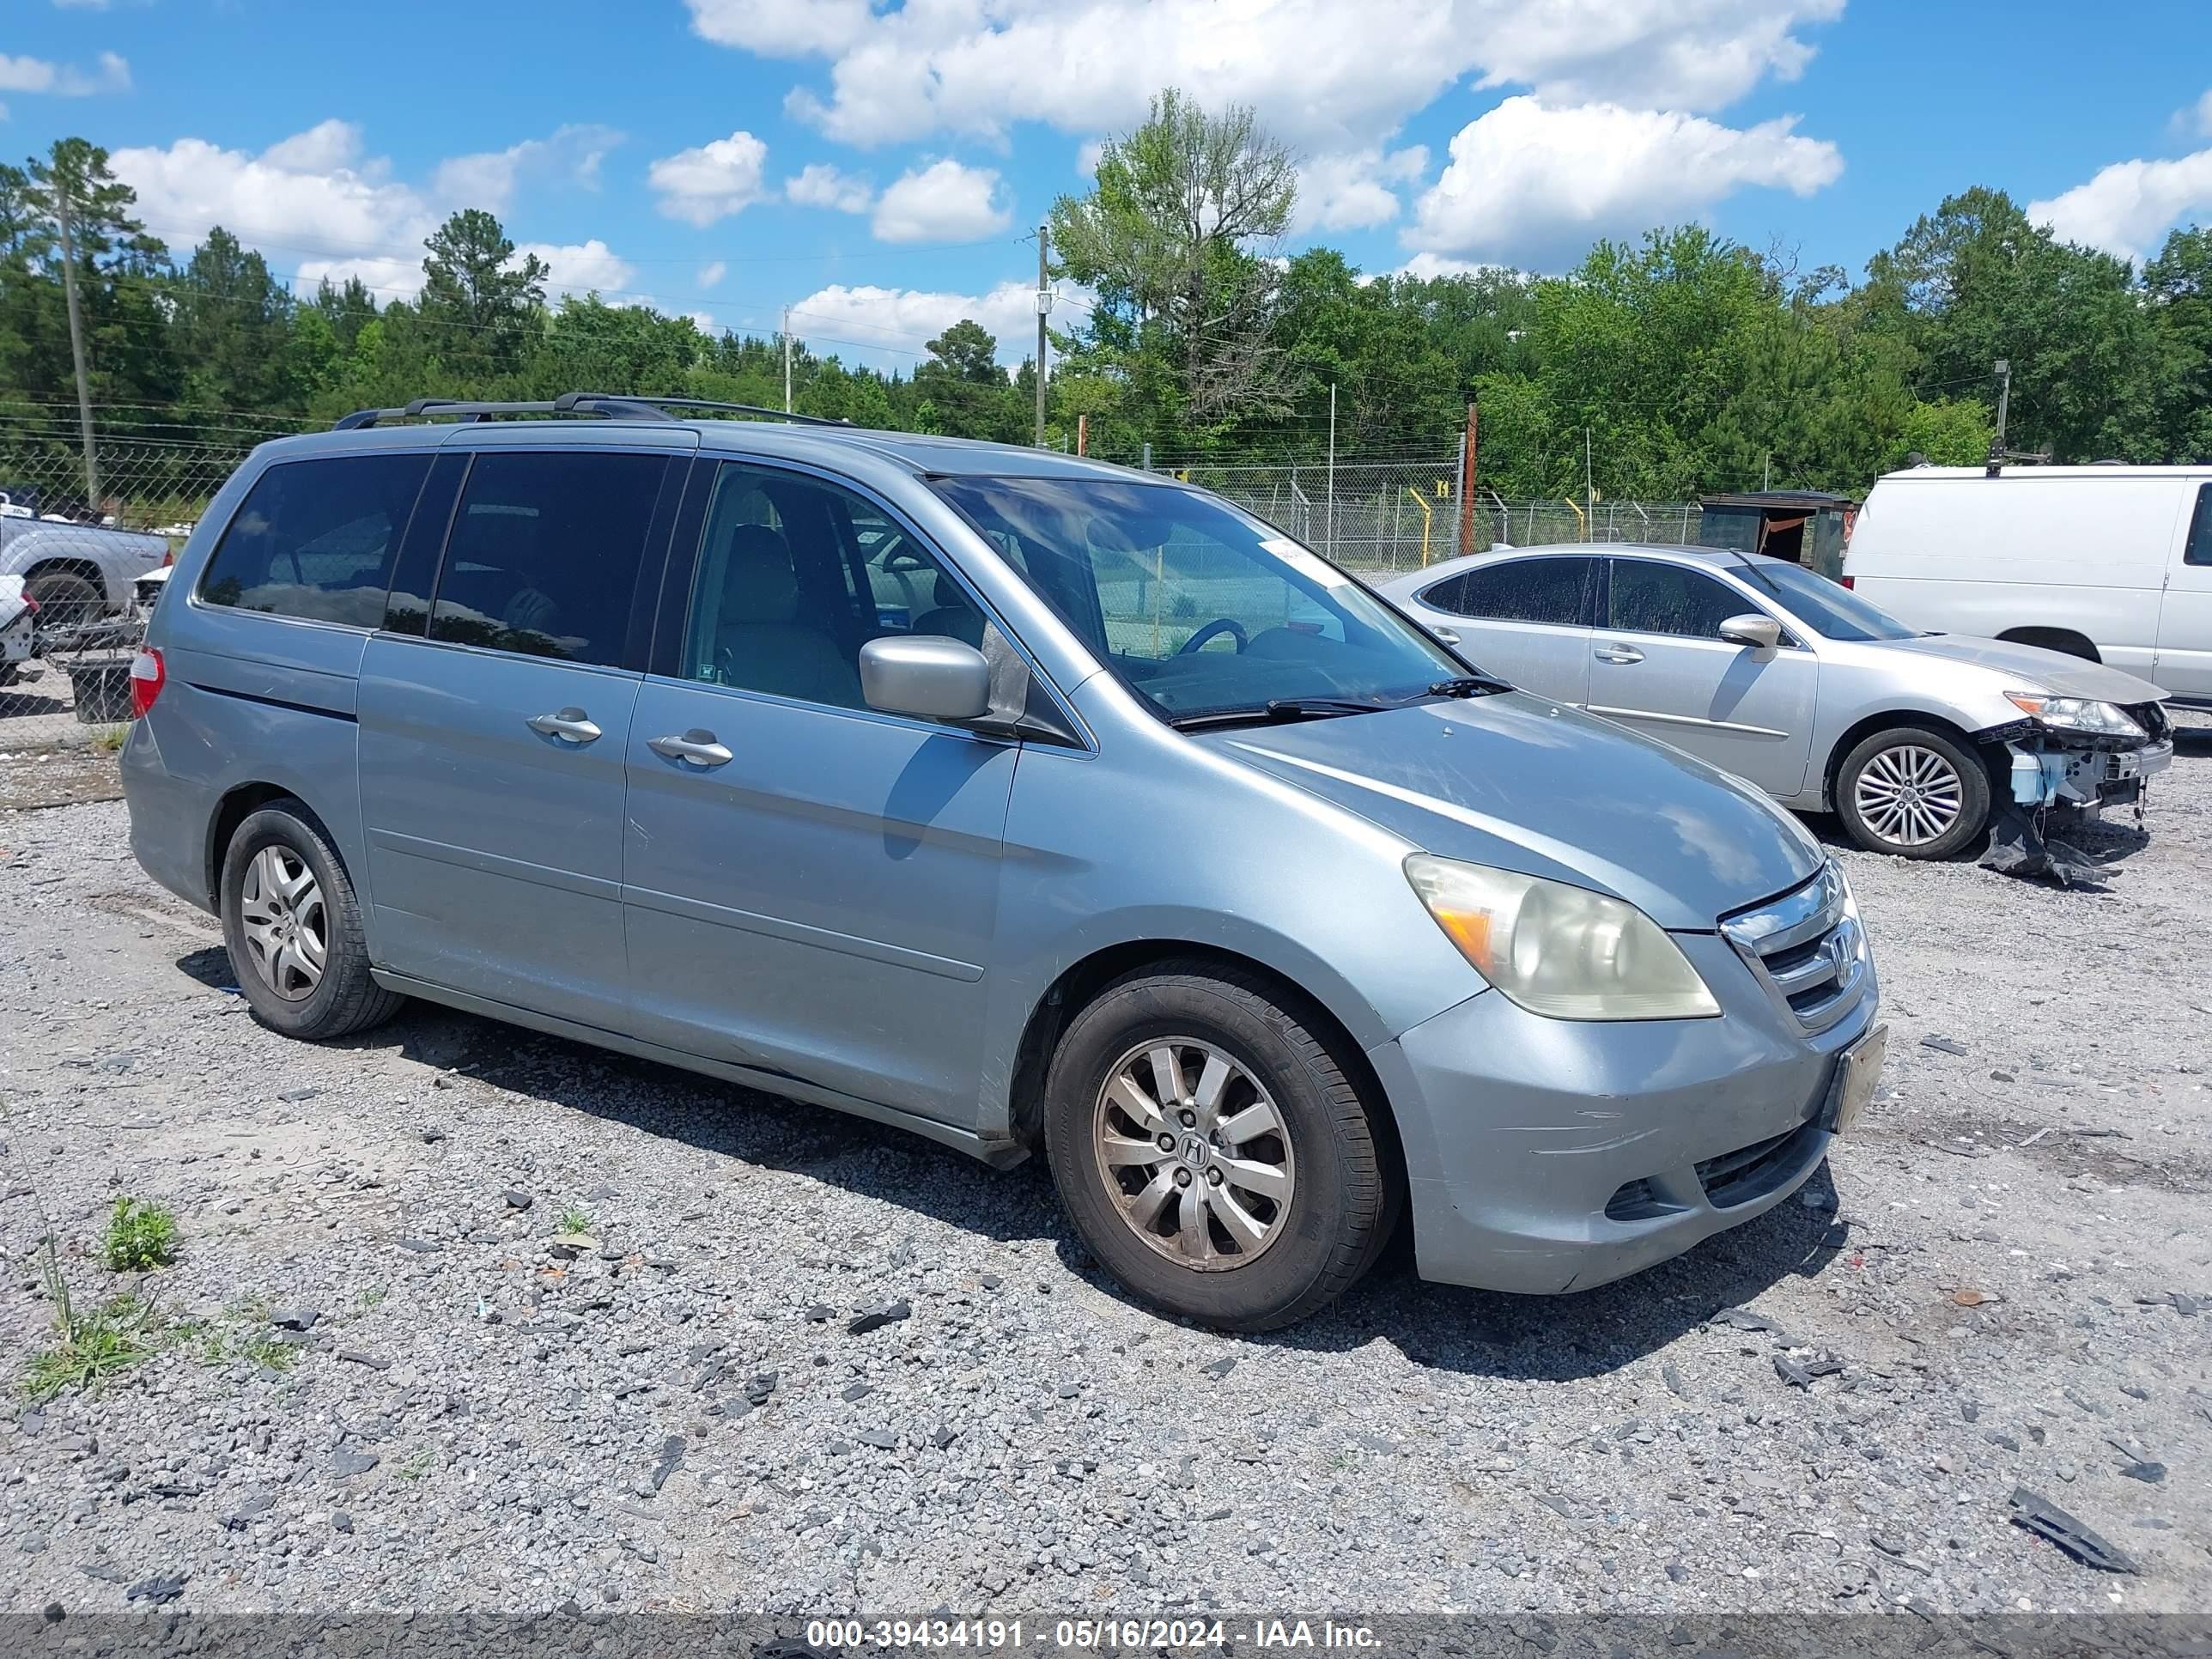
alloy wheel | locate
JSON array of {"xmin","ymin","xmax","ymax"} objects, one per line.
[
  {"xmin": 1853, "ymin": 743, "xmax": 1964, "ymax": 848},
  {"xmin": 1091, "ymin": 1037, "xmax": 1295, "ymax": 1271},
  {"xmin": 238, "ymin": 844, "xmax": 326, "ymax": 1001}
]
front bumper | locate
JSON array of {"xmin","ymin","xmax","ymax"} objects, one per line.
[{"xmin": 1369, "ymin": 930, "xmax": 1879, "ymax": 1296}]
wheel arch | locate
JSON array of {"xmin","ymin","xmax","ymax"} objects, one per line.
[
  {"xmin": 1004, "ymin": 939, "xmax": 1406, "ymax": 1194},
  {"xmin": 205, "ymin": 781, "xmax": 338, "ymax": 909},
  {"xmin": 21, "ymin": 556, "xmax": 112, "ymax": 609},
  {"xmin": 1996, "ymin": 625, "xmax": 2100, "ymax": 663},
  {"xmin": 1821, "ymin": 707, "xmax": 2003, "ymax": 811}
]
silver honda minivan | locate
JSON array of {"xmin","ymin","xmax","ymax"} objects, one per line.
[{"xmin": 122, "ymin": 396, "xmax": 1883, "ymax": 1330}]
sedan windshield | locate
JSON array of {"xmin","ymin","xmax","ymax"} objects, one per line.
[
  {"xmin": 1733, "ymin": 559, "xmax": 1922, "ymax": 641},
  {"xmin": 932, "ymin": 476, "xmax": 1468, "ymax": 724}
]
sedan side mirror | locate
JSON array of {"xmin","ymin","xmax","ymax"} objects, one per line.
[
  {"xmin": 859, "ymin": 635, "xmax": 993, "ymax": 722},
  {"xmin": 1717, "ymin": 613, "xmax": 1782, "ymax": 650}
]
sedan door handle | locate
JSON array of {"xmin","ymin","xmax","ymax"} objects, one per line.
[
  {"xmin": 1594, "ymin": 643, "xmax": 1644, "ymax": 665},
  {"xmin": 526, "ymin": 707, "xmax": 602, "ymax": 744},
  {"xmin": 1430, "ymin": 626, "xmax": 1462, "ymax": 646},
  {"xmin": 647, "ymin": 728, "xmax": 733, "ymax": 768}
]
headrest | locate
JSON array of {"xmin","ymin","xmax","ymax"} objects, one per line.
[{"xmin": 720, "ymin": 524, "xmax": 798, "ymax": 624}]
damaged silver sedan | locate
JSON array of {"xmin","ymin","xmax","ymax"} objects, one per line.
[{"xmin": 1377, "ymin": 544, "xmax": 2172, "ymax": 862}]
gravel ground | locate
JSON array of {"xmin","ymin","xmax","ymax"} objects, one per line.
[{"xmin": 1, "ymin": 726, "xmax": 2208, "ymax": 1619}]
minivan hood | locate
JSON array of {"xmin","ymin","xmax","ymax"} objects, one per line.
[
  {"xmin": 1199, "ymin": 692, "xmax": 1822, "ymax": 931},
  {"xmin": 1882, "ymin": 635, "xmax": 2167, "ymax": 703}
]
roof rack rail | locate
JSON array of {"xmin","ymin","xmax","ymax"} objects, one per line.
[{"xmin": 331, "ymin": 392, "xmax": 847, "ymax": 432}]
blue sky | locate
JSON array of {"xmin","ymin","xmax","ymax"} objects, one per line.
[{"xmin": 5, "ymin": 0, "xmax": 2212, "ymax": 373}]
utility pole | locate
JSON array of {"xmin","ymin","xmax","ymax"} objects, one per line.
[
  {"xmin": 782, "ymin": 306, "xmax": 793, "ymax": 414},
  {"xmin": 1583, "ymin": 427, "xmax": 1594, "ymax": 541},
  {"xmin": 1989, "ymin": 357, "xmax": 2012, "ymax": 471},
  {"xmin": 1458, "ymin": 402, "xmax": 1477, "ymax": 557},
  {"xmin": 1034, "ymin": 225, "xmax": 1051, "ymax": 448},
  {"xmin": 1325, "ymin": 383, "xmax": 1336, "ymax": 558},
  {"xmin": 53, "ymin": 173, "xmax": 100, "ymax": 512}
]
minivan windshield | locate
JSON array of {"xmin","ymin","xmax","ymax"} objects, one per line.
[
  {"xmin": 1733, "ymin": 559, "xmax": 1923, "ymax": 642},
  {"xmin": 932, "ymin": 476, "xmax": 1469, "ymax": 725}
]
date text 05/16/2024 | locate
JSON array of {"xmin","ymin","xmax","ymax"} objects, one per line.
[{"xmin": 802, "ymin": 1620, "xmax": 1383, "ymax": 1650}]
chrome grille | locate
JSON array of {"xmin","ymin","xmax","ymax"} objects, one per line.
[{"xmin": 1719, "ymin": 862, "xmax": 1869, "ymax": 1035}]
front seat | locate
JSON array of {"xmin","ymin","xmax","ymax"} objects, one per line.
[
  {"xmin": 714, "ymin": 523, "xmax": 863, "ymax": 708},
  {"xmin": 912, "ymin": 571, "xmax": 985, "ymax": 647}
]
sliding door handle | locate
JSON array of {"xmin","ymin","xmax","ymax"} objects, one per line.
[{"xmin": 648, "ymin": 729, "xmax": 733, "ymax": 768}]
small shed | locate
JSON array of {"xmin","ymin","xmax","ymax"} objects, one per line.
[{"xmin": 1696, "ymin": 491, "xmax": 1858, "ymax": 580}]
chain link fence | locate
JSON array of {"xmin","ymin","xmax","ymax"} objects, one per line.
[
  {"xmin": 1145, "ymin": 454, "xmax": 1701, "ymax": 573},
  {"xmin": 2, "ymin": 435, "xmax": 252, "ymax": 752}
]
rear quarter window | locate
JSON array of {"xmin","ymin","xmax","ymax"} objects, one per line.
[{"xmin": 198, "ymin": 453, "xmax": 433, "ymax": 626}]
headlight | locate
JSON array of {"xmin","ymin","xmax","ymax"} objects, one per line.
[
  {"xmin": 2004, "ymin": 691, "xmax": 2143, "ymax": 739},
  {"xmin": 1404, "ymin": 854, "xmax": 1720, "ymax": 1021}
]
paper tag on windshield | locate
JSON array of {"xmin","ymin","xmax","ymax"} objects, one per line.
[{"xmin": 1261, "ymin": 537, "xmax": 1354, "ymax": 592}]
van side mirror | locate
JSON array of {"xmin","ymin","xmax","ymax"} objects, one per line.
[
  {"xmin": 1717, "ymin": 613, "xmax": 1782, "ymax": 650},
  {"xmin": 859, "ymin": 635, "xmax": 993, "ymax": 723}
]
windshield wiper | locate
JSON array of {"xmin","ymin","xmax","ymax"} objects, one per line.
[
  {"xmin": 1427, "ymin": 674, "xmax": 1513, "ymax": 697},
  {"xmin": 1167, "ymin": 696, "xmax": 1395, "ymax": 731}
]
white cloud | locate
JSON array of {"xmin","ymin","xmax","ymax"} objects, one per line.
[
  {"xmin": 696, "ymin": 259, "xmax": 727, "ymax": 289},
  {"xmin": 1407, "ymin": 96, "xmax": 1841, "ymax": 269},
  {"xmin": 519, "ymin": 239, "xmax": 637, "ymax": 302},
  {"xmin": 647, "ymin": 130, "xmax": 770, "ymax": 226},
  {"xmin": 112, "ymin": 122, "xmax": 643, "ymax": 303},
  {"xmin": 871, "ymin": 159, "xmax": 1012, "ymax": 244},
  {"xmin": 787, "ymin": 279, "xmax": 1047, "ymax": 369},
  {"xmin": 684, "ymin": 0, "xmax": 875, "ymax": 57},
  {"xmin": 699, "ymin": 0, "xmax": 1838, "ymax": 153},
  {"xmin": 1392, "ymin": 252, "xmax": 1500, "ymax": 280},
  {"xmin": 1294, "ymin": 146, "xmax": 1428, "ymax": 233},
  {"xmin": 785, "ymin": 161, "xmax": 873, "ymax": 213},
  {"xmin": 2175, "ymin": 88, "xmax": 2212, "ymax": 140},
  {"xmin": 432, "ymin": 124, "xmax": 621, "ymax": 214},
  {"xmin": 0, "ymin": 49, "xmax": 131, "ymax": 95},
  {"xmin": 2029, "ymin": 147, "xmax": 2212, "ymax": 264}
]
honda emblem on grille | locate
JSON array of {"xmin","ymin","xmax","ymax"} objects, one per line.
[{"xmin": 1826, "ymin": 932, "xmax": 1851, "ymax": 979}]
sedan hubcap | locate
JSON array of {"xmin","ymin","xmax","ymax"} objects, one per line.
[
  {"xmin": 1854, "ymin": 744, "xmax": 1963, "ymax": 848},
  {"xmin": 239, "ymin": 845, "xmax": 326, "ymax": 1001},
  {"xmin": 1092, "ymin": 1037, "xmax": 1294, "ymax": 1271}
]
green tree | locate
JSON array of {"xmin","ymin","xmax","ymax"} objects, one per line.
[
  {"xmin": 416, "ymin": 208, "xmax": 547, "ymax": 377},
  {"xmin": 171, "ymin": 226, "xmax": 296, "ymax": 412},
  {"xmin": 1049, "ymin": 88, "xmax": 1298, "ymax": 439},
  {"xmin": 914, "ymin": 319, "xmax": 1018, "ymax": 441},
  {"xmin": 2143, "ymin": 226, "xmax": 2212, "ymax": 462}
]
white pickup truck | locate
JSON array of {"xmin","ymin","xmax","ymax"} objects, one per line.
[{"xmin": 0, "ymin": 512, "xmax": 171, "ymax": 638}]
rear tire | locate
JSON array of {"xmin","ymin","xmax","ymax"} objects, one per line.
[
  {"xmin": 1835, "ymin": 726, "xmax": 1991, "ymax": 860},
  {"xmin": 219, "ymin": 800, "xmax": 404, "ymax": 1041},
  {"xmin": 1043, "ymin": 963, "xmax": 1395, "ymax": 1331},
  {"xmin": 24, "ymin": 569, "xmax": 101, "ymax": 648}
]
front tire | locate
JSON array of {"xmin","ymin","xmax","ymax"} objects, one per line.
[
  {"xmin": 24, "ymin": 569, "xmax": 102, "ymax": 647},
  {"xmin": 1043, "ymin": 963, "xmax": 1395, "ymax": 1331},
  {"xmin": 1835, "ymin": 726, "xmax": 1991, "ymax": 859},
  {"xmin": 219, "ymin": 801, "xmax": 404, "ymax": 1041}
]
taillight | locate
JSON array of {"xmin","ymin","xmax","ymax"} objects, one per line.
[
  {"xmin": 1840, "ymin": 575, "xmax": 1855, "ymax": 589},
  {"xmin": 129, "ymin": 646, "xmax": 165, "ymax": 717},
  {"xmin": 20, "ymin": 595, "xmax": 35, "ymax": 614},
  {"xmin": 162, "ymin": 548, "xmax": 175, "ymax": 567}
]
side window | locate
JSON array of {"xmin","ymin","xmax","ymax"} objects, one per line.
[
  {"xmin": 1437, "ymin": 556, "xmax": 1595, "ymax": 625},
  {"xmin": 1607, "ymin": 561, "xmax": 1749, "ymax": 639},
  {"xmin": 427, "ymin": 451, "xmax": 668, "ymax": 667},
  {"xmin": 2187, "ymin": 483, "xmax": 2212, "ymax": 567},
  {"xmin": 198, "ymin": 453, "xmax": 431, "ymax": 626},
  {"xmin": 681, "ymin": 464, "xmax": 977, "ymax": 711}
]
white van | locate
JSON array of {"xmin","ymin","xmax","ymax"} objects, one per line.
[{"xmin": 1844, "ymin": 465, "xmax": 2212, "ymax": 706}]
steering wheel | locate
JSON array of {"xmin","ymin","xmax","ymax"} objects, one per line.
[{"xmin": 1177, "ymin": 617, "xmax": 1249, "ymax": 655}]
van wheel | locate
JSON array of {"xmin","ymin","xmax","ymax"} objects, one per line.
[
  {"xmin": 1042, "ymin": 964, "xmax": 1395, "ymax": 1331},
  {"xmin": 1835, "ymin": 726, "xmax": 1990, "ymax": 860},
  {"xmin": 219, "ymin": 801, "xmax": 404, "ymax": 1041}
]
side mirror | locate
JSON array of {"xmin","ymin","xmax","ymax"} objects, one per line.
[
  {"xmin": 1717, "ymin": 613, "xmax": 1782, "ymax": 650},
  {"xmin": 859, "ymin": 635, "xmax": 993, "ymax": 723}
]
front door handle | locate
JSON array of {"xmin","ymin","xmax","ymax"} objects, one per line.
[
  {"xmin": 526, "ymin": 707, "xmax": 602, "ymax": 744},
  {"xmin": 1594, "ymin": 643, "xmax": 1644, "ymax": 665},
  {"xmin": 647, "ymin": 728, "xmax": 734, "ymax": 768}
]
